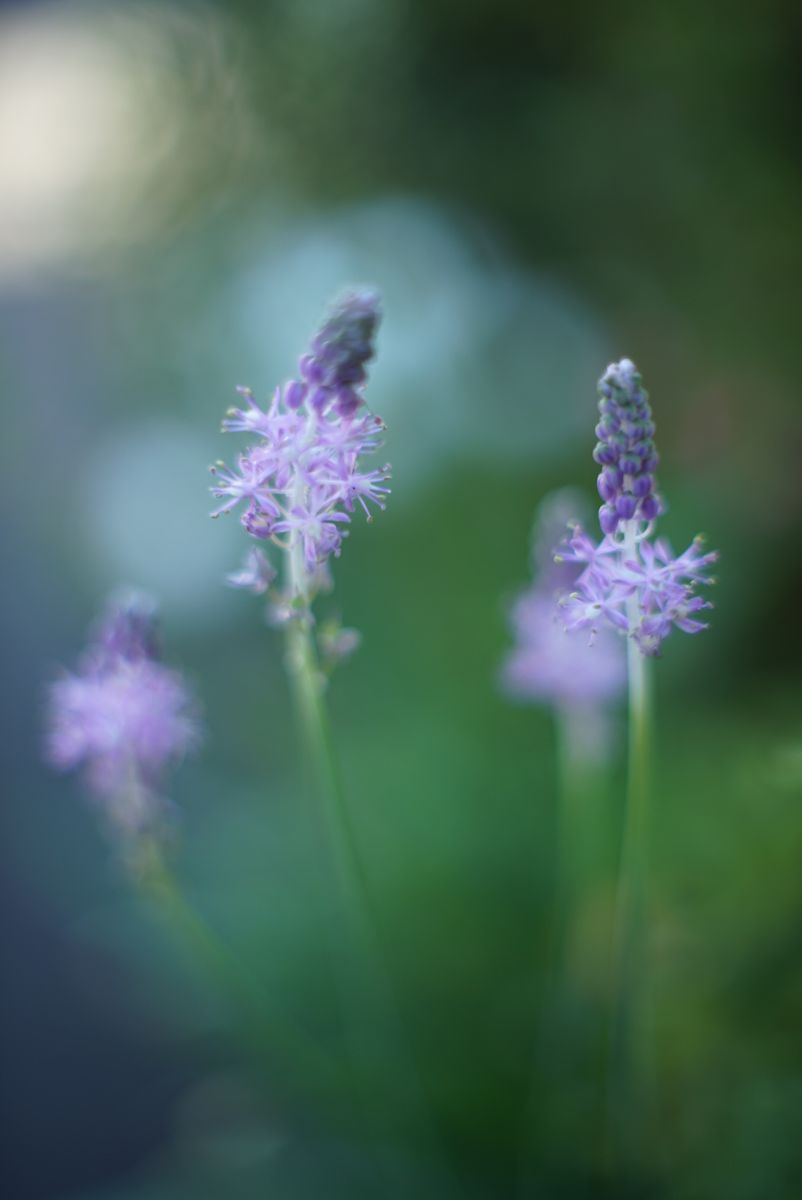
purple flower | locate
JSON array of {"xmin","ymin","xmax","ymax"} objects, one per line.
[
  {"xmin": 211, "ymin": 289, "xmax": 389, "ymax": 599},
  {"xmin": 501, "ymin": 490, "xmax": 626, "ymax": 719},
  {"xmin": 557, "ymin": 361, "xmax": 718, "ymax": 657},
  {"xmin": 45, "ymin": 593, "xmax": 199, "ymax": 837}
]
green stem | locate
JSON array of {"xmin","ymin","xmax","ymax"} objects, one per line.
[
  {"xmin": 284, "ymin": 607, "xmax": 406, "ymax": 1114},
  {"xmin": 284, "ymin": 614, "xmax": 373, "ymax": 923},
  {"xmin": 282, "ymin": 554, "xmax": 457, "ymax": 1192},
  {"xmin": 606, "ymin": 606, "xmax": 653, "ymax": 1177},
  {"xmin": 516, "ymin": 710, "xmax": 591, "ymax": 1194},
  {"xmin": 553, "ymin": 707, "xmax": 591, "ymax": 971},
  {"xmin": 283, "ymin": 485, "xmax": 374, "ymax": 926}
]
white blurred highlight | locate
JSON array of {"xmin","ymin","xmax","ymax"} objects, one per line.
[{"xmin": 0, "ymin": 1, "xmax": 255, "ymax": 279}]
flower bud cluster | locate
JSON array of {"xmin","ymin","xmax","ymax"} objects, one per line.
[
  {"xmin": 300, "ymin": 289, "xmax": 380, "ymax": 418},
  {"xmin": 594, "ymin": 358, "xmax": 660, "ymax": 535}
]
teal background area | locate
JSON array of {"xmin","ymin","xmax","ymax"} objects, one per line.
[{"xmin": 0, "ymin": 1, "xmax": 800, "ymax": 1196}]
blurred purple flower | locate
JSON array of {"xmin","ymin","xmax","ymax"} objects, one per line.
[
  {"xmin": 212, "ymin": 289, "xmax": 389, "ymax": 596},
  {"xmin": 45, "ymin": 592, "xmax": 199, "ymax": 837},
  {"xmin": 317, "ymin": 619, "xmax": 362, "ymax": 671},
  {"xmin": 501, "ymin": 490, "xmax": 626, "ymax": 732},
  {"xmin": 557, "ymin": 360, "xmax": 718, "ymax": 656},
  {"xmin": 225, "ymin": 546, "xmax": 276, "ymax": 595}
]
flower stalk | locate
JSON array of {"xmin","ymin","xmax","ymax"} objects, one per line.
[
  {"xmin": 606, "ymin": 541, "xmax": 654, "ymax": 1174},
  {"xmin": 45, "ymin": 594, "xmax": 341, "ymax": 1103},
  {"xmin": 214, "ymin": 287, "xmax": 454, "ymax": 1161},
  {"xmin": 283, "ymin": 595, "xmax": 370, "ymax": 927},
  {"xmin": 283, "ymin": 570, "xmax": 459, "ymax": 1190},
  {"xmin": 552, "ymin": 706, "xmax": 595, "ymax": 964},
  {"xmin": 212, "ymin": 285, "xmax": 395, "ymax": 1091},
  {"xmin": 550, "ymin": 360, "xmax": 718, "ymax": 1183}
]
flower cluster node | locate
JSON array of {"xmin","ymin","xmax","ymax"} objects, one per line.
[{"xmin": 212, "ymin": 289, "xmax": 389, "ymax": 606}]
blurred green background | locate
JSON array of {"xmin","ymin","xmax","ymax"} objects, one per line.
[{"xmin": 1, "ymin": 0, "xmax": 800, "ymax": 1197}]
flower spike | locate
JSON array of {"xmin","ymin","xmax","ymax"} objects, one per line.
[
  {"xmin": 557, "ymin": 361, "xmax": 718, "ymax": 656},
  {"xmin": 211, "ymin": 288, "xmax": 389, "ymax": 648}
]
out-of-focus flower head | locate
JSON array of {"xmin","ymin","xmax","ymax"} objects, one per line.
[
  {"xmin": 317, "ymin": 618, "xmax": 362, "ymax": 674},
  {"xmin": 211, "ymin": 288, "xmax": 389, "ymax": 592},
  {"xmin": 557, "ymin": 361, "xmax": 718, "ymax": 656},
  {"xmin": 45, "ymin": 591, "xmax": 199, "ymax": 840},
  {"xmin": 501, "ymin": 490, "xmax": 626, "ymax": 741}
]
